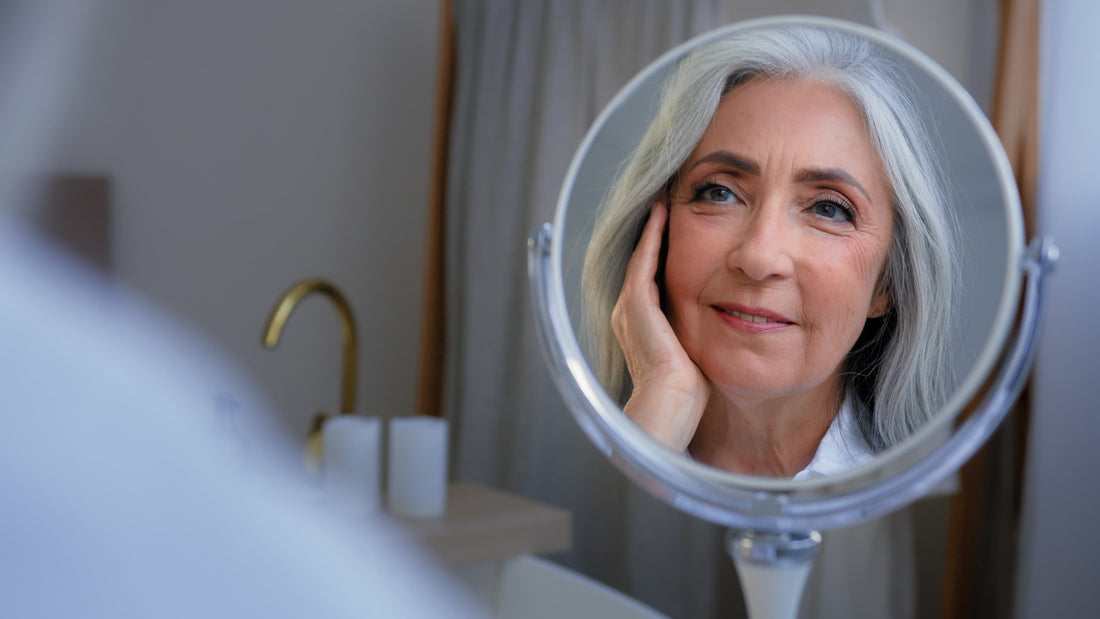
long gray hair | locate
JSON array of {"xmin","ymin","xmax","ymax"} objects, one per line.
[{"xmin": 581, "ymin": 25, "xmax": 957, "ymax": 452}]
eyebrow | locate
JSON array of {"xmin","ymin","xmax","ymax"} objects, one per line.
[
  {"xmin": 796, "ymin": 167, "xmax": 872, "ymax": 201},
  {"xmin": 687, "ymin": 151, "xmax": 760, "ymax": 176},
  {"xmin": 686, "ymin": 151, "xmax": 873, "ymax": 202}
]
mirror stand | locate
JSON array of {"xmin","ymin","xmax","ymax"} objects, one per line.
[{"xmin": 727, "ymin": 529, "xmax": 821, "ymax": 619}]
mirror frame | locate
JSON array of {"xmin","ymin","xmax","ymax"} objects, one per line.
[{"xmin": 528, "ymin": 16, "xmax": 1050, "ymax": 532}]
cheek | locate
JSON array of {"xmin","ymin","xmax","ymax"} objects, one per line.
[
  {"xmin": 806, "ymin": 243, "xmax": 887, "ymax": 335},
  {"xmin": 664, "ymin": 216, "xmax": 714, "ymax": 299},
  {"xmin": 851, "ymin": 239, "xmax": 891, "ymax": 314},
  {"xmin": 663, "ymin": 216, "xmax": 712, "ymax": 328}
]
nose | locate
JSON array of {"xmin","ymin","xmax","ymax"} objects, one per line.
[{"xmin": 727, "ymin": 203, "xmax": 795, "ymax": 281}]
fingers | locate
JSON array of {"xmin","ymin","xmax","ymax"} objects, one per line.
[
  {"xmin": 611, "ymin": 202, "xmax": 709, "ymax": 451},
  {"xmin": 626, "ymin": 201, "xmax": 668, "ymax": 283},
  {"xmin": 613, "ymin": 201, "xmax": 667, "ymax": 340},
  {"xmin": 612, "ymin": 200, "xmax": 678, "ymax": 373}
]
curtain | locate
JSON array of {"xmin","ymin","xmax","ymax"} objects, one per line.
[
  {"xmin": 441, "ymin": 2, "xmax": 921, "ymax": 617},
  {"xmin": 443, "ymin": 2, "xmax": 739, "ymax": 616}
]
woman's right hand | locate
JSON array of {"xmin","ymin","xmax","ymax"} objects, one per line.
[{"xmin": 612, "ymin": 201, "xmax": 710, "ymax": 452}]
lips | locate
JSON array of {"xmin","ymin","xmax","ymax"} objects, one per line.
[
  {"xmin": 712, "ymin": 304, "xmax": 795, "ymax": 332},
  {"xmin": 713, "ymin": 304, "xmax": 794, "ymax": 324}
]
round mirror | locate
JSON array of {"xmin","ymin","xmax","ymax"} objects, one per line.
[{"xmin": 529, "ymin": 16, "xmax": 1049, "ymax": 533}]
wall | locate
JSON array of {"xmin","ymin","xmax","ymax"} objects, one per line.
[{"xmin": 48, "ymin": 0, "xmax": 441, "ymax": 436}]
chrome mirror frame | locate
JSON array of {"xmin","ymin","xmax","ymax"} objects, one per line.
[{"xmin": 527, "ymin": 15, "xmax": 1055, "ymax": 534}]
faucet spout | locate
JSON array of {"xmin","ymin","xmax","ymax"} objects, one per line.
[{"xmin": 262, "ymin": 278, "xmax": 357, "ymax": 416}]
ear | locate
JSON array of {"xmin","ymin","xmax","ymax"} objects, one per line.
[{"xmin": 867, "ymin": 286, "xmax": 891, "ymax": 319}]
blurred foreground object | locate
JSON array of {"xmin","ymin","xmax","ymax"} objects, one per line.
[{"xmin": 0, "ymin": 221, "xmax": 483, "ymax": 618}]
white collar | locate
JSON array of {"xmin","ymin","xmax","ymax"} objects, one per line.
[{"xmin": 792, "ymin": 397, "xmax": 875, "ymax": 481}]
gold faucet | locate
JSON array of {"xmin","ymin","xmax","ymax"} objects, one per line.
[{"xmin": 262, "ymin": 279, "xmax": 358, "ymax": 460}]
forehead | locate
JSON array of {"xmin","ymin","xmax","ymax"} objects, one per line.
[{"xmin": 688, "ymin": 77, "xmax": 889, "ymax": 193}]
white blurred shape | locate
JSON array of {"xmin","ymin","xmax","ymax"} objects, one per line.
[
  {"xmin": 323, "ymin": 415, "xmax": 383, "ymax": 515},
  {"xmin": 388, "ymin": 416, "xmax": 450, "ymax": 518},
  {"xmin": 0, "ymin": 222, "xmax": 484, "ymax": 618}
]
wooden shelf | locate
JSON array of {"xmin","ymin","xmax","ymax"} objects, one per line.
[{"xmin": 395, "ymin": 482, "xmax": 571, "ymax": 565}]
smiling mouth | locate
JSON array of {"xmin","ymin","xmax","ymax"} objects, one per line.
[{"xmin": 715, "ymin": 306, "xmax": 794, "ymax": 325}]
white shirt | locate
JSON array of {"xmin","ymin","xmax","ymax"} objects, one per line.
[
  {"xmin": 683, "ymin": 397, "xmax": 876, "ymax": 479},
  {"xmin": 793, "ymin": 397, "xmax": 876, "ymax": 481}
]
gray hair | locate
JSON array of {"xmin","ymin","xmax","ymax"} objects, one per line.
[{"xmin": 581, "ymin": 25, "xmax": 957, "ymax": 452}]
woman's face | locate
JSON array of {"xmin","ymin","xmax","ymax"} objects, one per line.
[{"xmin": 664, "ymin": 77, "xmax": 894, "ymax": 408}]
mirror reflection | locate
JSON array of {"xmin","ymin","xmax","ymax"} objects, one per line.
[{"xmin": 566, "ymin": 23, "xmax": 1011, "ymax": 479}]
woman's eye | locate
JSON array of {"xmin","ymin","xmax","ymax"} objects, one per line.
[
  {"xmin": 810, "ymin": 200, "xmax": 854, "ymax": 223},
  {"xmin": 693, "ymin": 183, "xmax": 737, "ymax": 204}
]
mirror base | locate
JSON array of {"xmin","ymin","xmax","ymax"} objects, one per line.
[{"xmin": 727, "ymin": 529, "xmax": 821, "ymax": 619}]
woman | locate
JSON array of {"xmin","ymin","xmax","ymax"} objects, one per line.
[{"xmin": 582, "ymin": 25, "xmax": 957, "ymax": 478}]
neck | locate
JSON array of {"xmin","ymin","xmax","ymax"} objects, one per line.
[{"xmin": 687, "ymin": 382, "xmax": 842, "ymax": 477}]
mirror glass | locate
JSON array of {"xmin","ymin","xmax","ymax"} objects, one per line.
[{"xmin": 549, "ymin": 16, "xmax": 1022, "ymax": 498}]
